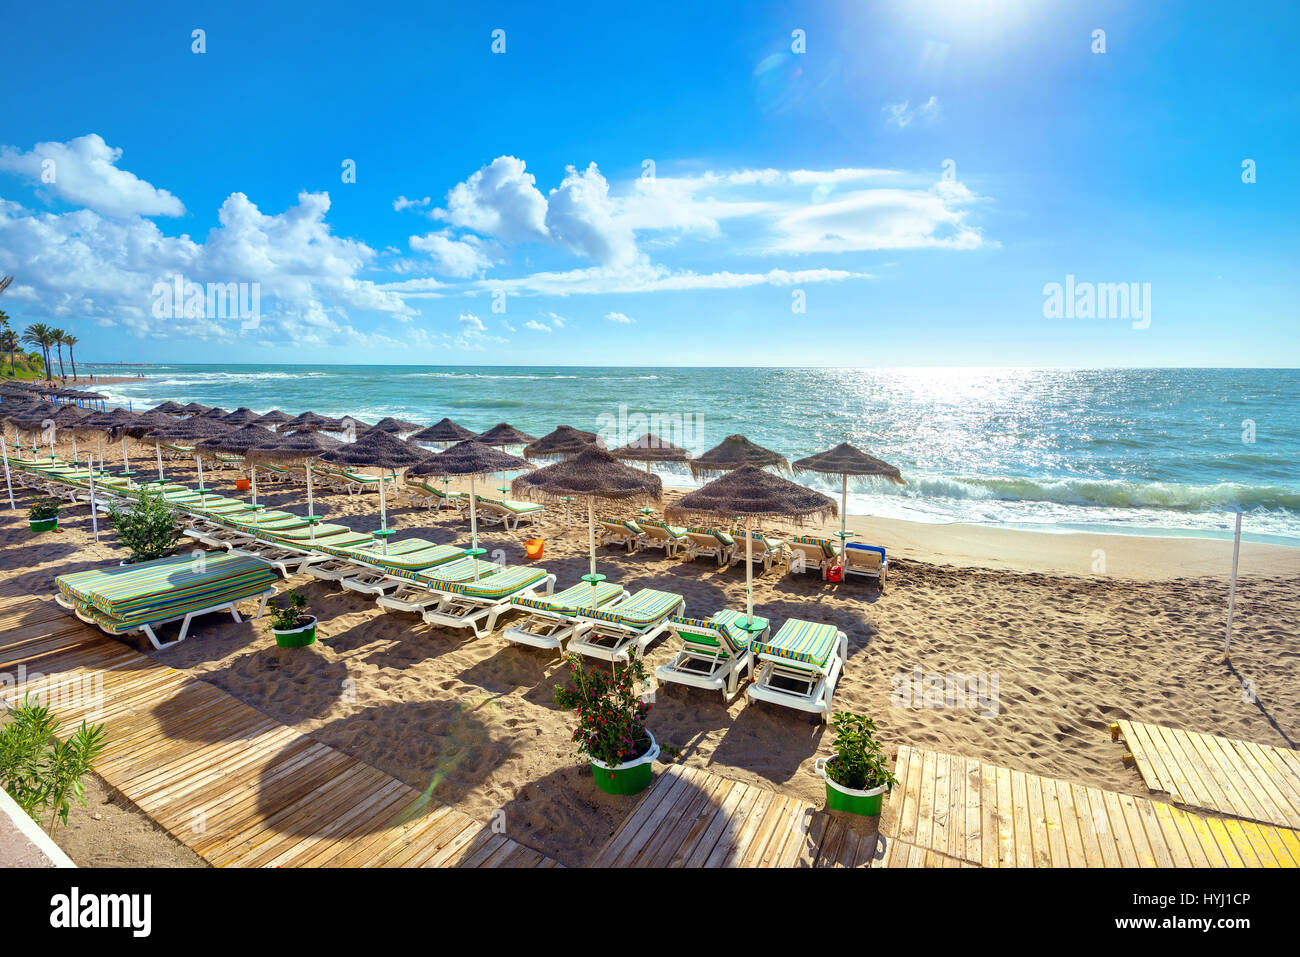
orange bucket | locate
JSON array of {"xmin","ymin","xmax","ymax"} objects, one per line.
[
  {"xmin": 235, "ymin": 478, "xmax": 250, "ymax": 491},
  {"xmin": 525, "ymin": 538, "xmax": 545, "ymax": 560}
]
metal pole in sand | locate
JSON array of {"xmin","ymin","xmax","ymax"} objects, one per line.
[
  {"xmin": 1224, "ymin": 511, "xmax": 1242, "ymax": 657},
  {"xmin": 1, "ymin": 437, "xmax": 14, "ymax": 510}
]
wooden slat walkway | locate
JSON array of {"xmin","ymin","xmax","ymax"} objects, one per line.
[
  {"xmin": 592, "ymin": 763, "xmax": 884, "ymax": 867},
  {"xmin": 0, "ymin": 595, "xmax": 558, "ymax": 868},
  {"xmin": 1113, "ymin": 719, "xmax": 1300, "ymax": 830},
  {"xmin": 889, "ymin": 745, "xmax": 1300, "ymax": 867}
]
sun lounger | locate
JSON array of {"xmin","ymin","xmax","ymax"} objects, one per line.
[
  {"xmin": 375, "ymin": 557, "xmax": 506, "ymax": 614},
  {"xmin": 598, "ymin": 517, "xmax": 642, "ymax": 552},
  {"xmin": 730, "ymin": 531, "xmax": 786, "ymax": 572},
  {"xmin": 501, "ymin": 580, "xmax": 628, "ymax": 652},
  {"xmin": 304, "ymin": 538, "xmax": 458, "ymax": 584},
  {"xmin": 475, "ymin": 496, "xmax": 545, "ymax": 531},
  {"xmin": 784, "ymin": 536, "xmax": 838, "ymax": 578},
  {"xmin": 338, "ymin": 542, "xmax": 467, "ymax": 595},
  {"xmin": 636, "ymin": 519, "xmax": 688, "ymax": 557},
  {"xmin": 417, "ymin": 565, "xmax": 555, "ymax": 638},
  {"xmin": 657, "ymin": 610, "xmax": 768, "ymax": 699},
  {"xmin": 406, "ymin": 479, "xmax": 467, "ymax": 512},
  {"xmin": 746, "ymin": 618, "xmax": 847, "ymax": 720},
  {"xmin": 567, "ymin": 589, "xmax": 686, "ymax": 662},
  {"xmin": 54, "ymin": 552, "xmax": 277, "ymax": 650},
  {"xmin": 842, "ymin": 543, "xmax": 888, "ymax": 590},
  {"xmin": 683, "ymin": 527, "xmax": 734, "ymax": 566}
]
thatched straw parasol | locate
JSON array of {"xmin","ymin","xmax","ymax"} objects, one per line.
[
  {"xmin": 221, "ymin": 406, "xmax": 262, "ymax": 426},
  {"xmin": 253, "ymin": 409, "xmax": 292, "ymax": 427},
  {"xmin": 73, "ymin": 408, "xmax": 136, "ymax": 471},
  {"xmin": 523, "ymin": 425, "xmax": 602, "ymax": 462},
  {"xmin": 410, "ymin": 440, "xmax": 533, "ymax": 576},
  {"xmin": 610, "ymin": 432, "xmax": 693, "ymax": 474},
  {"xmin": 476, "ymin": 422, "xmax": 537, "ymax": 447},
  {"xmin": 179, "ymin": 402, "xmax": 211, "ymax": 416},
  {"xmin": 689, "ymin": 434, "xmax": 789, "ymax": 479},
  {"xmin": 150, "ymin": 400, "xmax": 186, "ymax": 414},
  {"xmin": 199, "ymin": 406, "xmax": 230, "ymax": 419},
  {"xmin": 512, "ymin": 446, "xmax": 661, "ymax": 593},
  {"xmin": 668, "ymin": 465, "xmax": 837, "ymax": 627},
  {"xmin": 138, "ymin": 416, "xmax": 231, "ymax": 484},
  {"xmin": 282, "ymin": 411, "xmax": 345, "ymax": 433},
  {"xmin": 475, "ymin": 422, "xmax": 538, "ymax": 494},
  {"xmin": 793, "ymin": 442, "xmax": 906, "ymax": 543},
  {"xmin": 365, "ymin": 416, "xmax": 424, "ymax": 435},
  {"xmin": 45, "ymin": 405, "xmax": 89, "ymax": 463},
  {"xmin": 245, "ymin": 430, "xmax": 343, "ymax": 528},
  {"xmin": 194, "ymin": 424, "xmax": 280, "ymax": 505},
  {"xmin": 409, "ymin": 417, "xmax": 477, "ymax": 447},
  {"xmin": 318, "ymin": 429, "xmax": 431, "ymax": 547}
]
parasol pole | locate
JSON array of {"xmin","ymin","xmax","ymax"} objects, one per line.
[
  {"xmin": 469, "ymin": 472, "xmax": 481, "ymax": 580},
  {"xmin": 71, "ymin": 435, "xmax": 78, "ymax": 465},
  {"xmin": 378, "ymin": 469, "xmax": 389, "ymax": 555},
  {"xmin": 196, "ymin": 454, "xmax": 206, "ymax": 502},
  {"xmin": 746, "ymin": 515, "xmax": 754, "ymax": 626},
  {"xmin": 87, "ymin": 461, "xmax": 99, "ymax": 542},
  {"xmin": 841, "ymin": 472, "xmax": 849, "ymax": 542},
  {"xmin": 251, "ymin": 464, "xmax": 258, "ymax": 507},
  {"xmin": 155, "ymin": 441, "xmax": 164, "ymax": 482},
  {"xmin": 97, "ymin": 435, "xmax": 104, "ymax": 470},
  {"xmin": 587, "ymin": 497, "xmax": 597, "ymax": 580},
  {"xmin": 1224, "ymin": 511, "xmax": 1242, "ymax": 657},
  {"xmin": 1, "ymin": 437, "xmax": 15, "ymax": 510}
]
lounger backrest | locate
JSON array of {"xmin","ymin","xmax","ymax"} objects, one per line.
[
  {"xmin": 668, "ymin": 615, "xmax": 744, "ymax": 657},
  {"xmin": 791, "ymin": 535, "xmax": 837, "ymax": 558},
  {"xmin": 845, "ymin": 543, "xmax": 884, "ymax": 568}
]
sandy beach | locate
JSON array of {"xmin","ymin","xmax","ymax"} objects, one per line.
[{"xmin": 2, "ymin": 433, "xmax": 1297, "ymax": 867}]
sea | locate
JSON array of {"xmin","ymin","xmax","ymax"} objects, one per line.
[{"xmin": 77, "ymin": 365, "xmax": 1300, "ymax": 546}]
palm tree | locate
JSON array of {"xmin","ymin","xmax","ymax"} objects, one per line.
[
  {"xmin": 0, "ymin": 328, "xmax": 17, "ymax": 377},
  {"xmin": 20, "ymin": 323, "xmax": 54, "ymax": 380},
  {"xmin": 63, "ymin": 333, "xmax": 79, "ymax": 381},
  {"xmin": 50, "ymin": 327, "xmax": 67, "ymax": 379},
  {"xmin": 0, "ymin": 276, "xmax": 12, "ymax": 297}
]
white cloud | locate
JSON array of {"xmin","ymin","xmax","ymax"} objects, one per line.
[
  {"xmin": 545, "ymin": 163, "xmax": 637, "ymax": 268},
  {"xmin": 771, "ymin": 182, "xmax": 982, "ymax": 253},
  {"xmin": 393, "ymin": 195, "xmax": 431, "ymax": 212},
  {"xmin": 453, "ymin": 311, "xmax": 507, "ymax": 350},
  {"xmin": 0, "ymin": 134, "xmax": 184, "ymax": 217},
  {"xmin": 446, "ymin": 263, "xmax": 871, "ymax": 298},
  {"xmin": 543, "ymin": 311, "xmax": 570, "ymax": 328},
  {"xmin": 434, "ymin": 155, "xmax": 549, "ymax": 243},
  {"xmin": 524, "ymin": 320, "xmax": 551, "ymax": 332},
  {"xmin": 409, "ymin": 229, "xmax": 493, "ymax": 277},
  {"xmin": 604, "ymin": 311, "xmax": 636, "ymax": 324},
  {"xmin": 883, "ymin": 96, "xmax": 941, "ymax": 129}
]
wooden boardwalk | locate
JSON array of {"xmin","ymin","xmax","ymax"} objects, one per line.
[
  {"xmin": 1112, "ymin": 719, "xmax": 1300, "ymax": 830},
  {"xmin": 890, "ymin": 745, "xmax": 1300, "ymax": 867},
  {"xmin": 592, "ymin": 762, "xmax": 884, "ymax": 867},
  {"xmin": 0, "ymin": 596, "xmax": 557, "ymax": 868}
]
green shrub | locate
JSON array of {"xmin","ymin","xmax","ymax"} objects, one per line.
[
  {"xmin": 0, "ymin": 696, "xmax": 107, "ymax": 829},
  {"xmin": 28, "ymin": 497, "xmax": 61, "ymax": 521},
  {"xmin": 824, "ymin": 713, "xmax": 897, "ymax": 792},
  {"xmin": 270, "ymin": 589, "xmax": 312, "ymax": 631},
  {"xmin": 554, "ymin": 651, "xmax": 652, "ymax": 766},
  {"xmin": 107, "ymin": 489, "xmax": 182, "ymax": 563}
]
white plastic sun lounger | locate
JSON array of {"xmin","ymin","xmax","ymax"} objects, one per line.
[
  {"xmin": 656, "ymin": 610, "xmax": 768, "ymax": 699},
  {"xmin": 419, "ymin": 565, "xmax": 556, "ymax": 638},
  {"xmin": 501, "ymin": 580, "xmax": 628, "ymax": 653},
  {"xmin": 337, "ymin": 543, "xmax": 467, "ymax": 596},
  {"xmin": 567, "ymin": 589, "xmax": 686, "ymax": 663},
  {"xmin": 746, "ymin": 618, "xmax": 848, "ymax": 721},
  {"xmin": 374, "ymin": 557, "xmax": 506, "ymax": 615},
  {"xmin": 304, "ymin": 537, "xmax": 446, "ymax": 584}
]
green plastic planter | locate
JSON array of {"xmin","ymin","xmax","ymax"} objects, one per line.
[
  {"xmin": 29, "ymin": 517, "xmax": 58, "ymax": 533},
  {"xmin": 816, "ymin": 757, "xmax": 889, "ymax": 816},
  {"xmin": 272, "ymin": 617, "xmax": 317, "ymax": 648},
  {"xmin": 590, "ymin": 732, "xmax": 659, "ymax": 796}
]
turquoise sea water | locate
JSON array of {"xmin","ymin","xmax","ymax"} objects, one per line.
[{"xmin": 78, "ymin": 365, "xmax": 1300, "ymax": 545}]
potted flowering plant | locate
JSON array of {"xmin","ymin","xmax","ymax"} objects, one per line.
[
  {"xmin": 815, "ymin": 712, "xmax": 897, "ymax": 817},
  {"xmin": 27, "ymin": 497, "xmax": 61, "ymax": 533},
  {"xmin": 554, "ymin": 650, "xmax": 658, "ymax": 795},
  {"xmin": 269, "ymin": 589, "xmax": 316, "ymax": 647}
]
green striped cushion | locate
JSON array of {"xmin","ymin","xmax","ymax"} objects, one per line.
[
  {"xmin": 686, "ymin": 526, "xmax": 733, "ymax": 546},
  {"xmin": 752, "ymin": 619, "xmax": 840, "ymax": 668},
  {"xmin": 669, "ymin": 610, "xmax": 766, "ymax": 657},
  {"xmin": 403, "ymin": 557, "xmax": 503, "ymax": 585},
  {"xmin": 410, "ymin": 481, "xmax": 462, "ymax": 500},
  {"xmin": 582, "ymin": 589, "xmax": 682, "ymax": 628},
  {"xmin": 480, "ymin": 497, "xmax": 544, "ymax": 514},
  {"xmin": 336, "ymin": 542, "xmax": 462, "ymax": 571},
  {"xmin": 512, "ymin": 580, "xmax": 623, "ymax": 614},
  {"xmin": 67, "ymin": 576, "xmax": 276, "ymax": 632},
  {"xmin": 56, "ymin": 553, "xmax": 277, "ymax": 620},
  {"xmin": 434, "ymin": 566, "xmax": 549, "ymax": 599},
  {"xmin": 791, "ymin": 535, "xmax": 837, "ymax": 558},
  {"xmin": 638, "ymin": 519, "xmax": 686, "ymax": 537}
]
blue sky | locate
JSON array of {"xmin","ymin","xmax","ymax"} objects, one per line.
[{"xmin": 1, "ymin": 0, "xmax": 1296, "ymax": 367}]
